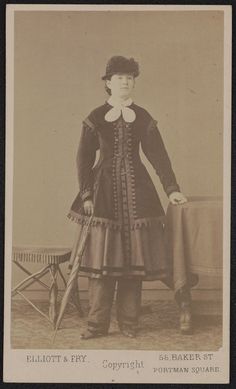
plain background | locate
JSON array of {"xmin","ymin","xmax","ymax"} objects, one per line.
[{"xmin": 12, "ymin": 10, "xmax": 224, "ymax": 291}]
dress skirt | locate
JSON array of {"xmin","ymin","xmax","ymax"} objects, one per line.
[{"xmin": 67, "ymin": 213, "xmax": 170, "ymax": 280}]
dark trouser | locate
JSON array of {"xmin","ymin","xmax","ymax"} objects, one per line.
[{"xmin": 87, "ymin": 278, "xmax": 142, "ymax": 334}]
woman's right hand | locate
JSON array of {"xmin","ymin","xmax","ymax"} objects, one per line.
[{"xmin": 83, "ymin": 199, "xmax": 94, "ymax": 216}]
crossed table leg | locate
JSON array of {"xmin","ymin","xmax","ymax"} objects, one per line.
[{"xmin": 12, "ymin": 260, "xmax": 83, "ymax": 328}]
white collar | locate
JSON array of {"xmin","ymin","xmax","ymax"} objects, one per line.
[{"xmin": 105, "ymin": 97, "xmax": 135, "ymax": 123}]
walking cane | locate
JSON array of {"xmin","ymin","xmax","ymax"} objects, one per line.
[{"xmin": 52, "ymin": 214, "xmax": 93, "ymax": 344}]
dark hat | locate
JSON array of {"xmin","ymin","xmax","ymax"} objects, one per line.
[{"xmin": 102, "ymin": 56, "xmax": 139, "ymax": 80}]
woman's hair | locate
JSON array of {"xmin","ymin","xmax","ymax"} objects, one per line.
[{"xmin": 104, "ymin": 77, "xmax": 112, "ymax": 95}]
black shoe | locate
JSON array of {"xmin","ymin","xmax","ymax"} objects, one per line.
[
  {"xmin": 80, "ymin": 329, "xmax": 108, "ymax": 340},
  {"xmin": 119, "ymin": 325, "xmax": 137, "ymax": 338},
  {"xmin": 121, "ymin": 328, "xmax": 137, "ymax": 338}
]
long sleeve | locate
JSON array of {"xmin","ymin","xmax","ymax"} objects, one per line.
[
  {"xmin": 141, "ymin": 118, "xmax": 180, "ymax": 197},
  {"xmin": 76, "ymin": 118, "xmax": 99, "ymax": 202}
]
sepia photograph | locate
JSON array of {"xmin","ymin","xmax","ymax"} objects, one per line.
[{"xmin": 4, "ymin": 4, "xmax": 231, "ymax": 384}]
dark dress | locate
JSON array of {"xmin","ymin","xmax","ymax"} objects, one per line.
[{"xmin": 68, "ymin": 101, "xmax": 180, "ymax": 280}]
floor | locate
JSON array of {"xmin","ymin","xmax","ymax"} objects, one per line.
[{"xmin": 11, "ymin": 299, "xmax": 222, "ymax": 351}]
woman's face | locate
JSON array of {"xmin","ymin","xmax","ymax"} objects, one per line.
[{"xmin": 106, "ymin": 73, "xmax": 135, "ymax": 98}]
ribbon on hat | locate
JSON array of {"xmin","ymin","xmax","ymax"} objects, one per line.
[{"xmin": 105, "ymin": 97, "xmax": 136, "ymax": 123}]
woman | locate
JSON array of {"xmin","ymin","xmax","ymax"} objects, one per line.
[{"xmin": 68, "ymin": 56, "xmax": 188, "ymax": 339}]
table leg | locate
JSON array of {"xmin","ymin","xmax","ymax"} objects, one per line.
[
  {"xmin": 12, "ymin": 262, "xmax": 50, "ymax": 297},
  {"xmin": 58, "ymin": 266, "xmax": 67, "ymax": 288},
  {"xmin": 12, "ymin": 264, "xmax": 50, "ymax": 295},
  {"xmin": 49, "ymin": 264, "xmax": 58, "ymax": 328},
  {"xmin": 71, "ymin": 280, "xmax": 84, "ymax": 317},
  {"xmin": 175, "ymin": 285, "xmax": 193, "ymax": 335}
]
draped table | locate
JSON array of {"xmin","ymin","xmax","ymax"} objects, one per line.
[{"xmin": 165, "ymin": 196, "xmax": 223, "ymax": 292}]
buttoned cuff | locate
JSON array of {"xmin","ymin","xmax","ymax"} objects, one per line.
[
  {"xmin": 80, "ymin": 189, "xmax": 92, "ymax": 202},
  {"xmin": 166, "ymin": 185, "xmax": 180, "ymax": 197}
]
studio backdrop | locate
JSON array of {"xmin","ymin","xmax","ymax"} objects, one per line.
[{"xmin": 12, "ymin": 10, "xmax": 223, "ymax": 292}]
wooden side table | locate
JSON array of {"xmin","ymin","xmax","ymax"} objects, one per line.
[{"xmin": 12, "ymin": 246, "xmax": 83, "ymax": 328}]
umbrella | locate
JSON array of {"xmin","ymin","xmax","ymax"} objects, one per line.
[{"xmin": 52, "ymin": 214, "xmax": 93, "ymax": 343}]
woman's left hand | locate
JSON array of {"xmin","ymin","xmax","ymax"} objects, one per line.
[{"xmin": 169, "ymin": 191, "xmax": 188, "ymax": 205}]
